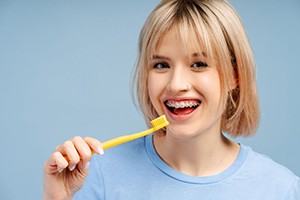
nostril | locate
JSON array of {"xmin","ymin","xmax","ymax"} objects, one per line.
[{"xmin": 166, "ymin": 83, "xmax": 192, "ymax": 93}]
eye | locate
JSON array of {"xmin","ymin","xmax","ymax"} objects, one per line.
[
  {"xmin": 191, "ymin": 61, "xmax": 208, "ymax": 70},
  {"xmin": 153, "ymin": 62, "xmax": 170, "ymax": 69}
]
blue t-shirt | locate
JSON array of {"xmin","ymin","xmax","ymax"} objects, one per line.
[{"xmin": 74, "ymin": 134, "xmax": 300, "ymax": 199}]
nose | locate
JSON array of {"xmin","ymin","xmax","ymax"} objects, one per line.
[{"xmin": 166, "ymin": 66, "xmax": 191, "ymax": 93}]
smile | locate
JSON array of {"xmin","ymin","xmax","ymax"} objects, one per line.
[{"xmin": 164, "ymin": 99, "xmax": 201, "ymax": 115}]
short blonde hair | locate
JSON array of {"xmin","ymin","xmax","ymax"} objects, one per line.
[{"xmin": 132, "ymin": 0, "xmax": 259, "ymax": 137}]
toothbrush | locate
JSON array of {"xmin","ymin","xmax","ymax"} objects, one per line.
[
  {"xmin": 63, "ymin": 115, "xmax": 168, "ymax": 161},
  {"xmin": 102, "ymin": 115, "xmax": 169, "ymax": 150}
]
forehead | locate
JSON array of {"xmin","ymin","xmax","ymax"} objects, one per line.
[
  {"xmin": 154, "ymin": 29, "xmax": 207, "ymax": 59},
  {"xmin": 151, "ymin": 25, "xmax": 211, "ymax": 61}
]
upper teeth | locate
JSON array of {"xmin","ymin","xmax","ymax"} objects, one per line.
[{"xmin": 166, "ymin": 100, "xmax": 200, "ymax": 108}]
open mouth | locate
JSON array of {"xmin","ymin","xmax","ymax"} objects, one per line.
[{"xmin": 164, "ymin": 99, "xmax": 201, "ymax": 115}]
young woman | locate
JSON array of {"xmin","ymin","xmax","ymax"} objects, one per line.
[{"xmin": 43, "ymin": 0, "xmax": 300, "ymax": 199}]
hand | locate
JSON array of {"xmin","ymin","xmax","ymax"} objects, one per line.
[{"xmin": 43, "ymin": 136, "xmax": 103, "ymax": 200}]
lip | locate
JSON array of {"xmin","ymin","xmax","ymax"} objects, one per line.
[
  {"xmin": 162, "ymin": 97, "xmax": 201, "ymax": 122},
  {"xmin": 162, "ymin": 96, "xmax": 201, "ymax": 102}
]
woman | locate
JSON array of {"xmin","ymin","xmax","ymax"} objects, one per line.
[{"xmin": 43, "ymin": 0, "xmax": 300, "ymax": 199}]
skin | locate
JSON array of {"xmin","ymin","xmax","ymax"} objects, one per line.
[{"xmin": 148, "ymin": 29, "xmax": 240, "ymax": 176}]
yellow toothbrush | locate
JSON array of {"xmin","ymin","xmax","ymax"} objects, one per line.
[
  {"xmin": 63, "ymin": 115, "xmax": 168, "ymax": 161},
  {"xmin": 102, "ymin": 115, "xmax": 169, "ymax": 150}
]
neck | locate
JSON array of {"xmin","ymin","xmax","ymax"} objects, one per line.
[{"xmin": 153, "ymin": 130, "xmax": 240, "ymax": 177}]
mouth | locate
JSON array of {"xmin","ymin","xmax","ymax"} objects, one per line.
[{"xmin": 164, "ymin": 99, "xmax": 201, "ymax": 115}]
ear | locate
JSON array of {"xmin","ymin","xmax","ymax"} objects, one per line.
[{"xmin": 229, "ymin": 76, "xmax": 238, "ymax": 91}]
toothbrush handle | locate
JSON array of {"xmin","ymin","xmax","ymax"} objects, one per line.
[
  {"xmin": 102, "ymin": 128, "xmax": 154, "ymax": 150},
  {"xmin": 63, "ymin": 128, "xmax": 155, "ymax": 160}
]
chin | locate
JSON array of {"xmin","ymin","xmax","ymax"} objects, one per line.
[{"xmin": 166, "ymin": 124, "xmax": 203, "ymax": 139}]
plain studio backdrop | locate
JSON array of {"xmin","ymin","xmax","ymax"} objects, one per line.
[{"xmin": 0, "ymin": 0, "xmax": 299, "ymax": 199}]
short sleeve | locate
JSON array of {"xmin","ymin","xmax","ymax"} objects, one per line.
[
  {"xmin": 73, "ymin": 155, "xmax": 105, "ymax": 200},
  {"xmin": 288, "ymin": 176, "xmax": 300, "ymax": 200}
]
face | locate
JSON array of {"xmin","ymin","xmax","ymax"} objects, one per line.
[{"xmin": 147, "ymin": 30, "xmax": 226, "ymax": 139}]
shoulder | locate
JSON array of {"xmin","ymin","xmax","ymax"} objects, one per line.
[
  {"xmin": 92, "ymin": 136, "xmax": 148, "ymax": 171},
  {"xmin": 244, "ymin": 145, "xmax": 296, "ymax": 178},
  {"xmin": 240, "ymin": 145, "xmax": 299, "ymax": 195}
]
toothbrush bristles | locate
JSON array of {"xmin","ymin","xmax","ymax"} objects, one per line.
[{"xmin": 150, "ymin": 115, "xmax": 169, "ymax": 128}]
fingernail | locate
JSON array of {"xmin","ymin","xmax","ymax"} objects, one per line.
[
  {"xmin": 98, "ymin": 147, "xmax": 104, "ymax": 155},
  {"xmin": 69, "ymin": 165, "xmax": 76, "ymax": 171},
  {"xmin": 84, "ymin": 162, "xmax": 90, "ymax": 169},
  {"xmin": 58, "ymin": 168, "xmax": 64, "ymax": 173}
]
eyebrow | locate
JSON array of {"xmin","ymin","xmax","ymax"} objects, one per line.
[
  {"xmin": 151, "ymin": 55, "xmax": 170, "ymax": 61},
  {"xmin": 192, "ymin": 52, "xmax": 207, "ymax": 57},
  {"xmin": 151, "ymin": 52, "xmax": 207, "ymax": 60}
]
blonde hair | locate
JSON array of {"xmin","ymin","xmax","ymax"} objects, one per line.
[{"xmin": 132, "ymin": 0, "xmax": 259, "ymax": 137}]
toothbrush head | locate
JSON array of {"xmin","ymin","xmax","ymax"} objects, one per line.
[{"xmin": 150, "ymin": 115, "xmax": 169, "ymax": 130}]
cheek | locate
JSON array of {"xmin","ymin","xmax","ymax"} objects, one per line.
[
  {"xmin": 147, "ymin": 73, "xmax": 165, "ymax": 112},
  {"xmin": 147, "ymin": 74, "xmax": 154, "ymax": 99},
  {"xmin": 197, "ymin": 72, "xmax": 222, "ymax": 103}
]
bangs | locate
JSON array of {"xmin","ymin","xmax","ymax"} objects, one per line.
[{"xmin": 145, "ymin": 7, "xmax": 217, "ymax": 70}]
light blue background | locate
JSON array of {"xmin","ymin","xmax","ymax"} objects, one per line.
[{"xmin": 0, "ymin": 0, "xmax": 299, "ymax": 199}]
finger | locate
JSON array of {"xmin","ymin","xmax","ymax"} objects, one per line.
[
  {"xmin": 84, "ymin": 137, "xmax": 104, "ymax": 155},
  {"xmin": 71, "ymin": 136, "xmax": 93, "ymax": 170},
  {"xmin": 57, "ymin": 140, "xmax": 80, "ymax": 171},
  {"xmin": 46, "ymin": 151, "xmax": 69, "ymax": 173}
]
